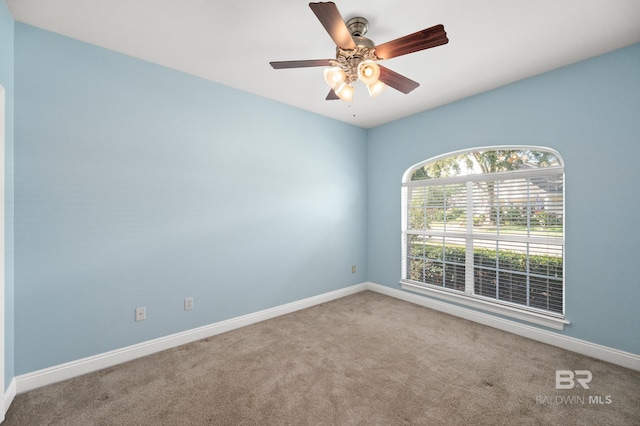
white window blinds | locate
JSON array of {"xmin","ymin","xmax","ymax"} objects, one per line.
[{"xmin": 402, "ymin": 149, "xmax": 564, "ymax": 318}]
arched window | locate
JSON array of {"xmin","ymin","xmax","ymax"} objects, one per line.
[{"xmin": 401, "ymin": 147, "xmax": 566, "ymax": 329}]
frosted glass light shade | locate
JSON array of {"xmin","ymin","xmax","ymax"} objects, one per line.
[
  {"xmin": 357, "ymin": 60, "xmax": 380, "ymax": 86},
  {"xmin": 323, "ymin": 67, "xmax": 346, "ymax": 89},
  {"xmin": 335, "ymin": 82, "xmax": 354, "ymax": 102},
  {"xmin": 367, "ymin": 81, "xmax": 387, "ymax": 98}
]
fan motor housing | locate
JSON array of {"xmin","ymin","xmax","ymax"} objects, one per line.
[{"xmin": 332, "ymin": 17, "xmax": 378, "ymax": 84}]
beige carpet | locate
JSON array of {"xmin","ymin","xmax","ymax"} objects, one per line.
[{"xmin": 5, "ymin": 291, "xmax": 640, "ymax": 425}]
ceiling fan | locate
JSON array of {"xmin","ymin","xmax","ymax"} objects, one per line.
[{"xmin": 269, "ymin": 2, "xmax": 449, "ymax": 102}]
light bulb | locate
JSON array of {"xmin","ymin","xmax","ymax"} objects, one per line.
[
  {"xmin": 335, "ymin": 82, "xmax": 354, "ymax": 102},
  {"xmin": 323, "ymin": 67, "xmax": 346, "ymax": 89},
  {"xmin": 367, "ymin": 81, "xmax": 387, "ymax": 98},
  {"xmin": 357, "ymin": 60, "xmax": 380, "ymax": 86}
]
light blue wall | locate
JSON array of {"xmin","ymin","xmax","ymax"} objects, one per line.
[
  {"xmin": 367, "ymin": 42, "xmax": 640, "ymax": 355},
  {"xmin": 14, "ymin": 23, "xmax": 368, "ymax": 374},
  {"xmin": 0, "ymin": 0, "xmax": 15, "ymax": 389},
  {"xmin": 9, "ymin": 16, "xmax": 640, "ymax": 378}
]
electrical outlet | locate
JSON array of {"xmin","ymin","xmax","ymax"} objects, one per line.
[
  {"xmin": 184, "ymin": 297, "xmax": 193, "ymax": 311},
  {"xmin": 352, "ymin": 265, "xmax": 356, "ymax": 273},
  {"xmin": 135, "ymin": 307, "xmax": 146, "ymax": 321}
]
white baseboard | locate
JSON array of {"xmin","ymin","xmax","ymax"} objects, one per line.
[
  {"xmin": 3, "ymin": 377, "xmax": 16, "ymax": 418},
  {"xmin": 14, "ymin": 283, "xmax": 367, "ymax": 394},
  {"xmin": 12, "ymin": 280, "xmax": 640, "ymax": 399},
  {"xmin": 364, "ymin": 282, "xmax": 640, "ymax": 372}
]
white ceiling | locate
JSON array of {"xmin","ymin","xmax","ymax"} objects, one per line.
[{"xmin": 7, "ymin": 0, "xmax": 640, "ymax": 128}]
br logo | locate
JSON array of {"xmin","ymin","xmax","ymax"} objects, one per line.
[{"xmin": 555, "ymin": 370, "xmax": 592, "ymax": 389}]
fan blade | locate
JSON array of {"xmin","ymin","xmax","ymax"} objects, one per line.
[
  {"xmin": 270, "ymin": 59, "xmax": 333, "ymax": 69},
  {"xmin": 309, "ymin": 2, "xmax": 356, "ymax": 50},
  {"xmin": 374, "ymin": 24, "xmax": 448, "ymax": 60},
  {"xmin": 378, "ymin": 65, "xmax": 420, "ymax": 94},
  {"xmin": 326, "ymin": 89, "xmax": 340, "ymax": 100}
]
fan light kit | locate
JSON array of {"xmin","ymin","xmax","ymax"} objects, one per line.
[{"xmin": 270, "ymin": 2, "xmax": 449, "ymax": 103}]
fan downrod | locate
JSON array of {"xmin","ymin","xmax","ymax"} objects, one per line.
[{"xmin": 346, "ymin": 17, "xmax": 368, "ymax": 37}]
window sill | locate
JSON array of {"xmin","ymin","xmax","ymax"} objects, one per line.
[{"xmin": 400, "ymin": 280, "xmax": 569, "ymax": 331}]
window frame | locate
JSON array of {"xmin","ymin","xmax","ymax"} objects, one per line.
[{"xmin": 400, "ymin": 146, "xmax": 568, "ymax": 330}]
